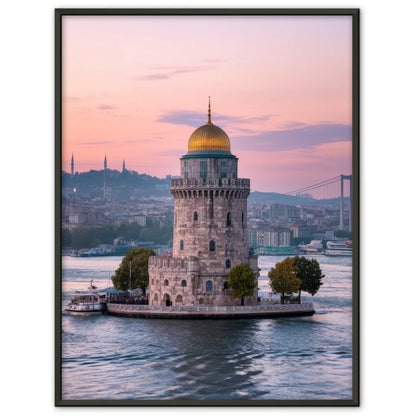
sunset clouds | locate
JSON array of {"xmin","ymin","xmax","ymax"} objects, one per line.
[{"xmin": 62, "ymin": 15, "xmax": 352, "ymax": 192}]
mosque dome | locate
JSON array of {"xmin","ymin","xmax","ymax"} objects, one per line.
[
  {"xmin": 188, "ymin": 123, "xmax": 230, "ymax": 152},
  {"xmin": 185, "ymin": 99, "xmax": 235, "ymax": 158}
]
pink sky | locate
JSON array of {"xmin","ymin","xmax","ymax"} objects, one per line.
[{"xmin": 62, "ymin": 15, "xmax": 352, "ymax": 193}]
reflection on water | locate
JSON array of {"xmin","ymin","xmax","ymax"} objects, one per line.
[{"xmin": 61, "ymin": 255, "xmax": 353, "ymax": 401}]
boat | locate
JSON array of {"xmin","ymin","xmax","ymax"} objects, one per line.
[
  {"xmin": 65, "ymin": 293, "xmax": 104, "ymax": 314},
  {"xmin": 65, "ymin": 280, "xmax": 106, "ymax": 314},
  {"xmin": 325, "ymin": 240, "xmax": 352, "ymax": 256},
  {"xmin": 297, "ymin": 240, "xmax": 324, "ymax": 254}
]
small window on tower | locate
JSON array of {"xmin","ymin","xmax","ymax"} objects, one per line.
[
  {"xmin": 220, "ymin": 160, "xmax": 227, "ymax": 177},
  {"xmin": 180, "ymin": 240, "xmax": 184, "ymax": 250},
  {"xmin": 225, "ymin": 259, "xmax": 231, "ymax": 268},
  {"xmin": 227, "ymin": 212, "xmax": 232, "ymax": 226},
  {"xmin": 194, "ymin": 211, "xmax": 198, "ymax": 221},
  {"xmin": 209, "ymin": 240, "xmax": 216, "ymax": 252},
  {"xmin": 200, "ymin": 161, "xmax": 207, "ymax": 180},
  {"xmin": 184, "ymin": 162, "xmax": 188, "ymax": 179},
  {"xmin": 206, "ymin": 281, "xmax": 213, "ymax": 292}
]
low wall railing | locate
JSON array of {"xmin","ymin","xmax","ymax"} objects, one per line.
[{"xmin": 107, "ymin": 302, "xmax": 314, "ymax": 313}]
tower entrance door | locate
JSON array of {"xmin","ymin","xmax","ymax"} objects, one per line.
[{"xmin": 163, "ymin": 293, "xmax": 171, "ymax": 306}]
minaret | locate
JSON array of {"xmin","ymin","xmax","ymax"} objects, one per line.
[
  {"xmin": 122, "ymin": 158, "xmax": 126, "ymax": 172},
  {"xmin": 103, "ymin": 154, "xmax": 107, "ymax": 199},
  {"xmin": 71, "ymin": 153, "xmax": 74, "ymax": 178}
]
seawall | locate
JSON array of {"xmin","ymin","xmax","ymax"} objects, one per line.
[{"xmin": 106, "ymin": 302, "xmax": 315, "ymax": 319}]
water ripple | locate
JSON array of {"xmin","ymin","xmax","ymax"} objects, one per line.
[{"xmin": 61, "ymin": 255, "xmax": 353, "ymax": 401}]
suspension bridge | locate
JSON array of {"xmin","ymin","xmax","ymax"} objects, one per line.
[{"xmin": 284, "ymin": 174, "xmax": 352, "ymax": 232}]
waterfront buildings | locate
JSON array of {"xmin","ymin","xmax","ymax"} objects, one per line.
[{"xmin": 248, "ymin": 228, "xmax": 291, "ymax": 248}]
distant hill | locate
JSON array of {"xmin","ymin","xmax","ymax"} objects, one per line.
[
  {"xmin": 249, "ymin": 191, "xmax": 347, "ymax": 207},
  {"xmin": 62, "ymin": 169, "xmax": 172, "ymax": 199},
  {"xmin": 62, "ymin": 169, "xmax": 347, "ymax": 207}
]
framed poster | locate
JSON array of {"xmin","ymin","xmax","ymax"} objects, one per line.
[{"xmin": 55, "ymin": 8, "xmax": 359, "ymax": 406}]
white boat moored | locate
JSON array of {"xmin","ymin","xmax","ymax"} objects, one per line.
[
  {"xmin": 65, "ymin": 293, "xmax": 104, "ymax": 314},
  {"xmin": 325, "ymin": 240, "xmax": 352, "ymax": 256}
]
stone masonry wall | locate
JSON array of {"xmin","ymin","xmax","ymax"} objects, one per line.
[
  {"xmin": 147, "ymin": 152, "xmax": 259, "ymax": 307},
  {"xmin": 148, "ymin": 255, "xmax": 258, "ymax": 306},
  {"xmin": 171, "ymin": 188, "xmax": 250, "ymax": 274}
]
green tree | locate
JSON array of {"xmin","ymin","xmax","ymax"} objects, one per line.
[
  {"xmin": 293, "ymin": 256, "xmax": 325, "ymax": 303},
  {"xmin": 334, "ymin": 230, "xmax": 352, "ymax": 239},
  {"xmin": 227, "ymin": 263, "xmax": 257, "ymax": 306},
  {"xmin": 118, "ymin": 223, "xmax": 143, "ymax": 240},
  {"xmin": 62, "ymin": 228, "xmax": 72, "ymax": 247},
  {"xmin": 111, "ymin": 247, "xmax": 155, "ymax": 293},
  {"xmin": 95, "ymin": 225, "xmax": 118, "ymax": 244},
  {"xmin": 71, "ymin": 227, "xmax": 99, "ymax": 249},
  {"xmin": 268, "ymin": 257, "xmax": 302, "ymax": 303}
]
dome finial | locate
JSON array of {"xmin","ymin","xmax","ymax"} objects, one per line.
[
  {"xmin": 207, "ymin": 96, "xmax": 212, "ymax": 124},
  {"xmin": 187, "ymin": 98, "xmax": 232, "ymax": 153}
]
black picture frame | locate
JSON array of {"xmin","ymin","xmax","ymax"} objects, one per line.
[{"xmin": 55, "ymin": 8, "xmax": 359, "ymax": 406}]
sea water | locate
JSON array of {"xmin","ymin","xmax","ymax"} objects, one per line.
[{"xmin": 61, "ymin": 255, "xmax": 353, "ymax": 401}]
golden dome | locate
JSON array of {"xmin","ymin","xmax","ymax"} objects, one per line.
[
  {"xmin": 187, "ymin": 99, "xmax": 231, "ymax": 152},
  {"xmin": 188, "ymin": 123, "xmax": 231, "ymax": 152}
]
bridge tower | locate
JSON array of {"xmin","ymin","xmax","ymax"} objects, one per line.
[{"xmin": 340, "ymin": 174, "xmax": 352, "ymax": 232}]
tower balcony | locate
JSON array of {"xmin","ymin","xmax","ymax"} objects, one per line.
[{"xmin": 171, "ymin": 177, "xmax": 250, "ymax": 190}]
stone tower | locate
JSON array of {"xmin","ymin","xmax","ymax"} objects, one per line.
[{"xmin": 148, "ymin": 100, "xmax": 258, "ymax": 306}]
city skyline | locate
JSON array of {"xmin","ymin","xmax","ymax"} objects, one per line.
[{"xmin": 62, "ymin": 15, "xmax": 353, "ymax": 193}]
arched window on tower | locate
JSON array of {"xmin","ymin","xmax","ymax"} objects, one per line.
[
  {"xmin": 164, "ymin": 279, "xmax": 169, "ymax": 286},
  {"xmin": 226, "ymin": 212, "xmax": 232, "ymax": 227},
  {"xmin": 180, "ymin": 240, "xmax": 184, "ymax": 250},
  {"xmin": 225, "ymin": 259, "xmax": 231, "ymax": 268},
  {"xmin": 206, "ymin": 281, "xmax": 213, "ymax": 292},
  {"xmin": 181, "ymin": 280, "xmax": 187, "ymax": 287},
  {"xmin": 209, "ymin": 240, "xmax": 216, "ymax": 252},
  {"xmin": 193, "ymin": 211, "xmax": 198, "ymax": 221},
  {"xmin": 223, "ymin": 281, "xmax": 229, "ymax": 290}
]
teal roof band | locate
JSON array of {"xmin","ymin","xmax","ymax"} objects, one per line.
[{"xmin": 182, "ymin": 150, "xmax": 236, "ymax": 159}]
